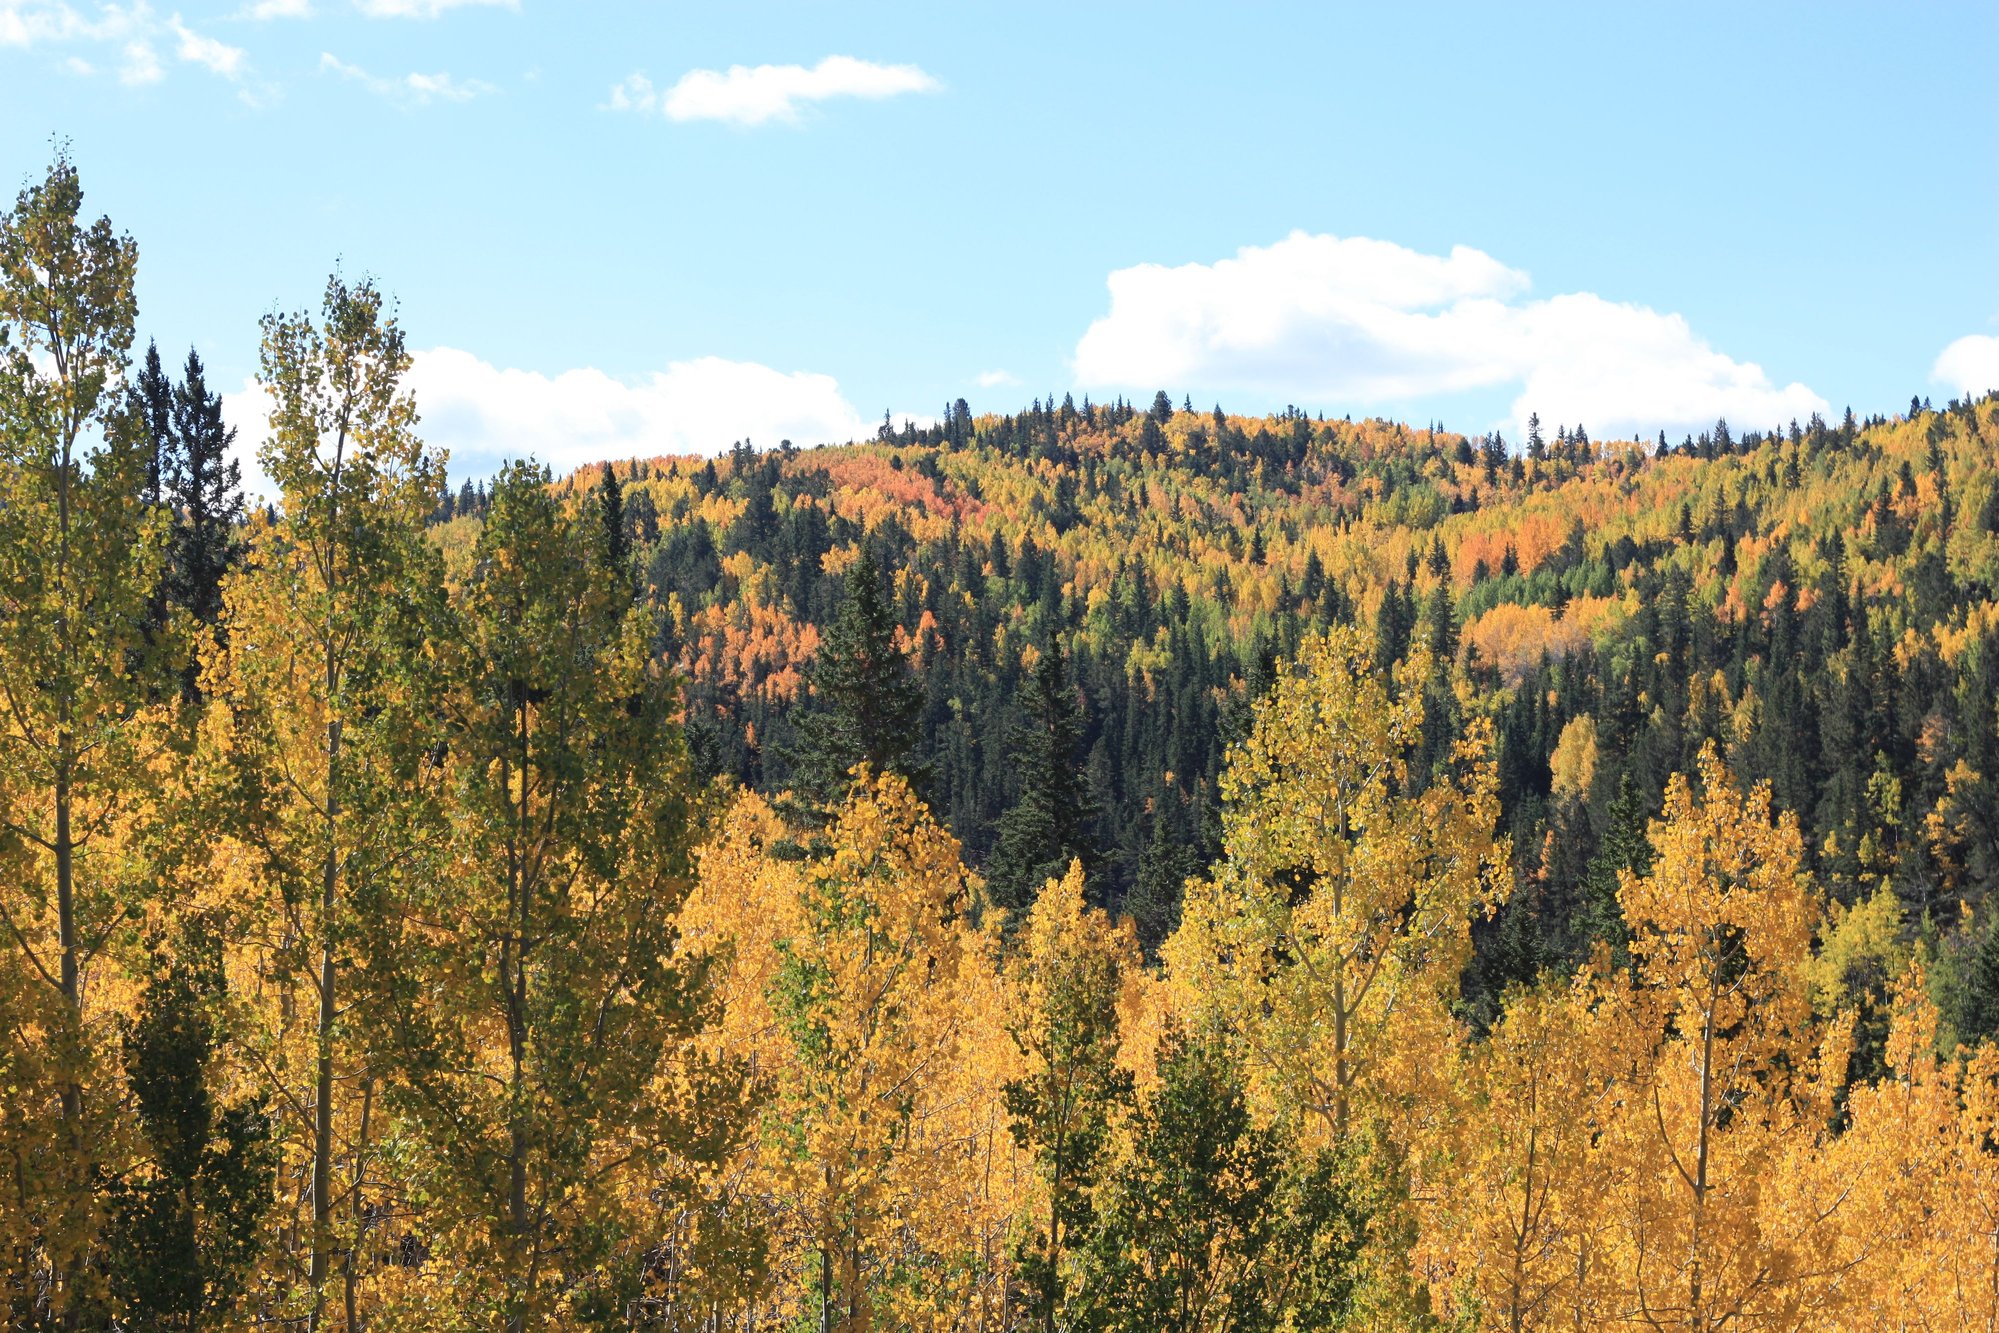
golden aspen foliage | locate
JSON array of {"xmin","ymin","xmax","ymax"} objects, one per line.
[
  {"xmin": 1164, "ymin": 625, "xmax": 1508, "ymax": 1147},
  {"xmin": 340, "ymin": 462, "xmax": 729, "ymax": 1332},
  {"xmin": 1414, "ymin": 969, "xmax": 1633, "ymax": 1332},
  {"xmin": 1001, "ymin": 861, "xmax": 1139, "ymax": 1331},
  {"xmin": 210, "ymin": 273, "xmax": 444, "ymax": 1330},
  {"xmin": 0, "ymin": 152, "xmax": 169, "ymax": 1321},
  {"xmin": 1609, "ymin": 745, "xmax": 1833, "ymax": 1331},
  {"xmin": 680, "ymin": 774, "xmax": 1018, "ymax": 1330}
]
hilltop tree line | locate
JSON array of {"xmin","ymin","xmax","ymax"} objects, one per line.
[{"xmin": 9, "ymin": 152, "xmax": 1999, "ymax": 1331}]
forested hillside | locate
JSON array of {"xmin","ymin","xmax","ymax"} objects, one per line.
[
  {"xmin": 521, "ymin": 372, "xmax": 1999, "ymax": 1014},
  {"xmin": 10, "ymin": 153, "xmax": 1999, "ymax": 1331}
]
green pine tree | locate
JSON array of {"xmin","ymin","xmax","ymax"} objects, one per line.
[
  {"xmin": 164, "ymin": 346, "xmax": 243, "ymax": 634},
  {"xmin": 1125, "ymin": 808, "xmax": 1193, "ymax": 957},
  {"xmin": 790, "ymin": 547, "xmax": 926, "ymax": 806},
  {"xmin": 1580, "ymin": 771, "xmax": 1648, "ymax": 960},
  {"xmin": 985, "ymin": 642, "xmax": 1102, "ymax": 921},
  {"xmin": 106, "ymin": 941, "xmax": 276, "ymax": 1331}
]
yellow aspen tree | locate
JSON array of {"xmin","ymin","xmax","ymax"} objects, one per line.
[
  {"xmin": 1821, "ymin": 967, "xmax": 1999, "ymax": 1329},
  {"xmin": 0, "ymin": 151, "xmax": 171, "ymax": 1322},
  {"xmin": 1416, "ymin": 971, "xmax": 1629, "ymax": 1332},
  {"xmin": 676, "ymin": 789, "xmax": 804, "ymax": 1328},
  {"xmin": 345, "ymin": 461, "xmax": 728, "ymax": 1330},
  {"xmin": 1002, "ymin": 861, "xmax": 1137, "ymax": 1332},
  {"xmin": 213, "ymin": 273, "xmax": 443, "ymax": 1330},
  {"xmin": 1770, "ymin": 966, "xmax": 1947, "ymax": 1329},
  {"xmin": 1612, "ymin": 745, "xmax": 1822, "ymax": 1332},
  {"xmin": 684, "ymin": 773, "xmax": 1001, "ymax": 1331},
  {"xmin": 1163, "ymin": 626, "xmax": 1506, "ymax": 1147}
]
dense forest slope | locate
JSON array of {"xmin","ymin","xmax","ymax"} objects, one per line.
[
  {"xmin": 14, "ymin": 151, "xmax": 1999, "ymax": 1329},
  {"xmin": 449, "ymin": 390, "xmax": 1999, "ymax": 1025}
]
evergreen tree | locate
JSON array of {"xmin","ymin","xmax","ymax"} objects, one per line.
[
  {"xmin": 790, "ymin": 547, "xmax": 926, "ymax": 804},
  {"xmin": 1579, "ymin": 771, "xmax": 1648, "ymax": 959},
  {"xmin": 1126, "ymin": 807, "xmax": 1194, "ymax": 957},
  {"xmin": 596, "ymin": 460, "xmax": 629, "ymax": 579},
  {"xmin": 165, "ymin": 347, "xmax": 243, "ymax": 634},
  {"xmin": 106, "ymin": 944, "xmax": 276, "ymax": 1331},
  {"xmin": 987, "ymin": 642, "xmax": 1103, "ymax": 920},
  {"xmin": 1958, "ymin": 910, "xmax": 1999, "ymax": 1049},
  {"xmin": 133, "ymin": 339, "xmax": 173, "ymax": 507}
]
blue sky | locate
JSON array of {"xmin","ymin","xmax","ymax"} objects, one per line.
[{"xmin": 4, "ymin": 0, "xmax": 1996, "ymax": 477}]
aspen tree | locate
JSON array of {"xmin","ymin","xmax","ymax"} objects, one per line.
[
  {"xmin": 0, "ymin": 151, "xmax": 169, "ymax": 1323},
  {"xmin": 216, "ymin": 273, "xmax": 441, "ymax": 1329},
  {"xmin": 349, "ymin": 461, "xmax": 723, "ymax": 1330},
  {"xmin": 1003, "ymin": 861, "xmax": 1135, "ymax": 1330},
  {"xmin": 1613, "ymin": 746, "xmax": 1821, "ymax": 1332},
  {"xmin": 1165, "ymin": 626, "xmax": 1506, "ymax": 1146}
]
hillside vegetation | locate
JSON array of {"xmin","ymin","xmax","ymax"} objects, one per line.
[{"xmin": 8, "ymin": 153, "xmax": 1999, "ymax": 1331}]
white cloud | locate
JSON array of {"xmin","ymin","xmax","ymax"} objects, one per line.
[
  {"xmin": 117, "ymin": 36, "xmax": 160, "ymax": 83},
  {"xmin": 5, "ymin": 3, "xmax": 255, "ymax": 90},
  {"xmin": 352, "ymin": 0, "xmax": 513, "ymax": 17},
  {"xmin": 1073, "ymin": 230, "xmax": 1827, "ymax": 439},
  {"xmin": 975, "ymin": 369, "xmax": 1019, "ymax": 389},
  {"xmin": 1933, "ymin": 334, "xmax": 1999, "ymax": 398},
  {"xmin": 241, "ymin": 0, "xmax": 310, "ymax": 17},
  {"xmin": 607, "ymin": 55, "xmax": 939, "ymax": 126},
  {"xmin": 170, "ymin": 14, "xmax": 244, "ymax": 78},
  {"xmin": 225, "ymin": 348, "xmax": 880, "ymax": 495},
  {"xmin": 602, "ymin": 71, "xmax": 657, "ymax": 113},
  {"xmin": 320, "ymin": 50, "xmax": 492, "ymax": 104},
  {"xmin": 0, "ymin": 0, "xmax": 103, "ymax": 48}
]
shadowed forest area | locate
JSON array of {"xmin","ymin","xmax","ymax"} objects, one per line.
[{"xmin": 9, "ymin": 154, "xmax": 1999, "ymax": 1331}]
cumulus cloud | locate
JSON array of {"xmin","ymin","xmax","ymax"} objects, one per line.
[
  {"xmin": 320, "ymin": 51, "xmax": 492, "ymax": 104},
  {"xmin": 224, "ymin": 348, "xmax": 881, "ymax": 495},
  {"xmin": 1073, "ymin": 230, "xmax": 1827, "ymax": 439},
  {"xmin": 608, "ymin": 55, "xmax": 939, "ymax": 125},
  {"xmin": 1933, "ymin": 334, "xmax": 1999, "ymax": 398},
  {"xmin": 975, "ymin": 369, "xmax": 1019, "ymax": 389},
  {"xmin": 241, "ymin": 0, "xmax": 311, "ymax": 17}
]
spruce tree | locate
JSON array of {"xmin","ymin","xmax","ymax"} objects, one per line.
[
  {"xmin": 133, "ymin": 339, "xmax": 173, "ymax": 507},
  {"xmin": 1580, "ymin": 771, "xmax": 1648, "ymax": 959},
  {"xmin": 1958, "ymin": 910, "xmax": 1999, "ymax": 1049},
  {"xmin": 1125, "ymin": 807, "xmax": 1194, "ymax": 956},
  {"xmin": 791, "ymin": 547, "xmax": 926, "ymax": 804},
  {"xmin": 985, "ymin": 641, "xmax": 1102, "ymax": 920},
  {"xmin": 107, "ymin": 944, "xmax": 276, "ymax": 1329},
  {"xmin": 597, "ymin": 460, "xmax": 629, "ymax": 578},
  {"xmin": 165, "ymin": 347, "xmax": 243, "ymax": 633}
]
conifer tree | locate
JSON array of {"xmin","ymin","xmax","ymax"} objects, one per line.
[
  {"xmin": 596, "ymin": 459, "xmax": 628, "ymax": 577},
  {"xmin": 790, "ymin": 547, "xmax": 925, "ymax": 804},
  {"xmin": 164, "ymin": 346, "xmax": 242, "ymax": 632},
  {"xmin": 985, "ymin": 642, "xmax": 1102, "ymax": 921},
  {"xmin": 133, "ymin": 339, "xmax": 173, "ymax": 506},
  {"xmin": 1126, "ymin": 808, "xmax": 1195, "ymax": 957},
  {"xmin": 106, "ymin": 944, "xmax": 276, "ymax": 1330}
]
